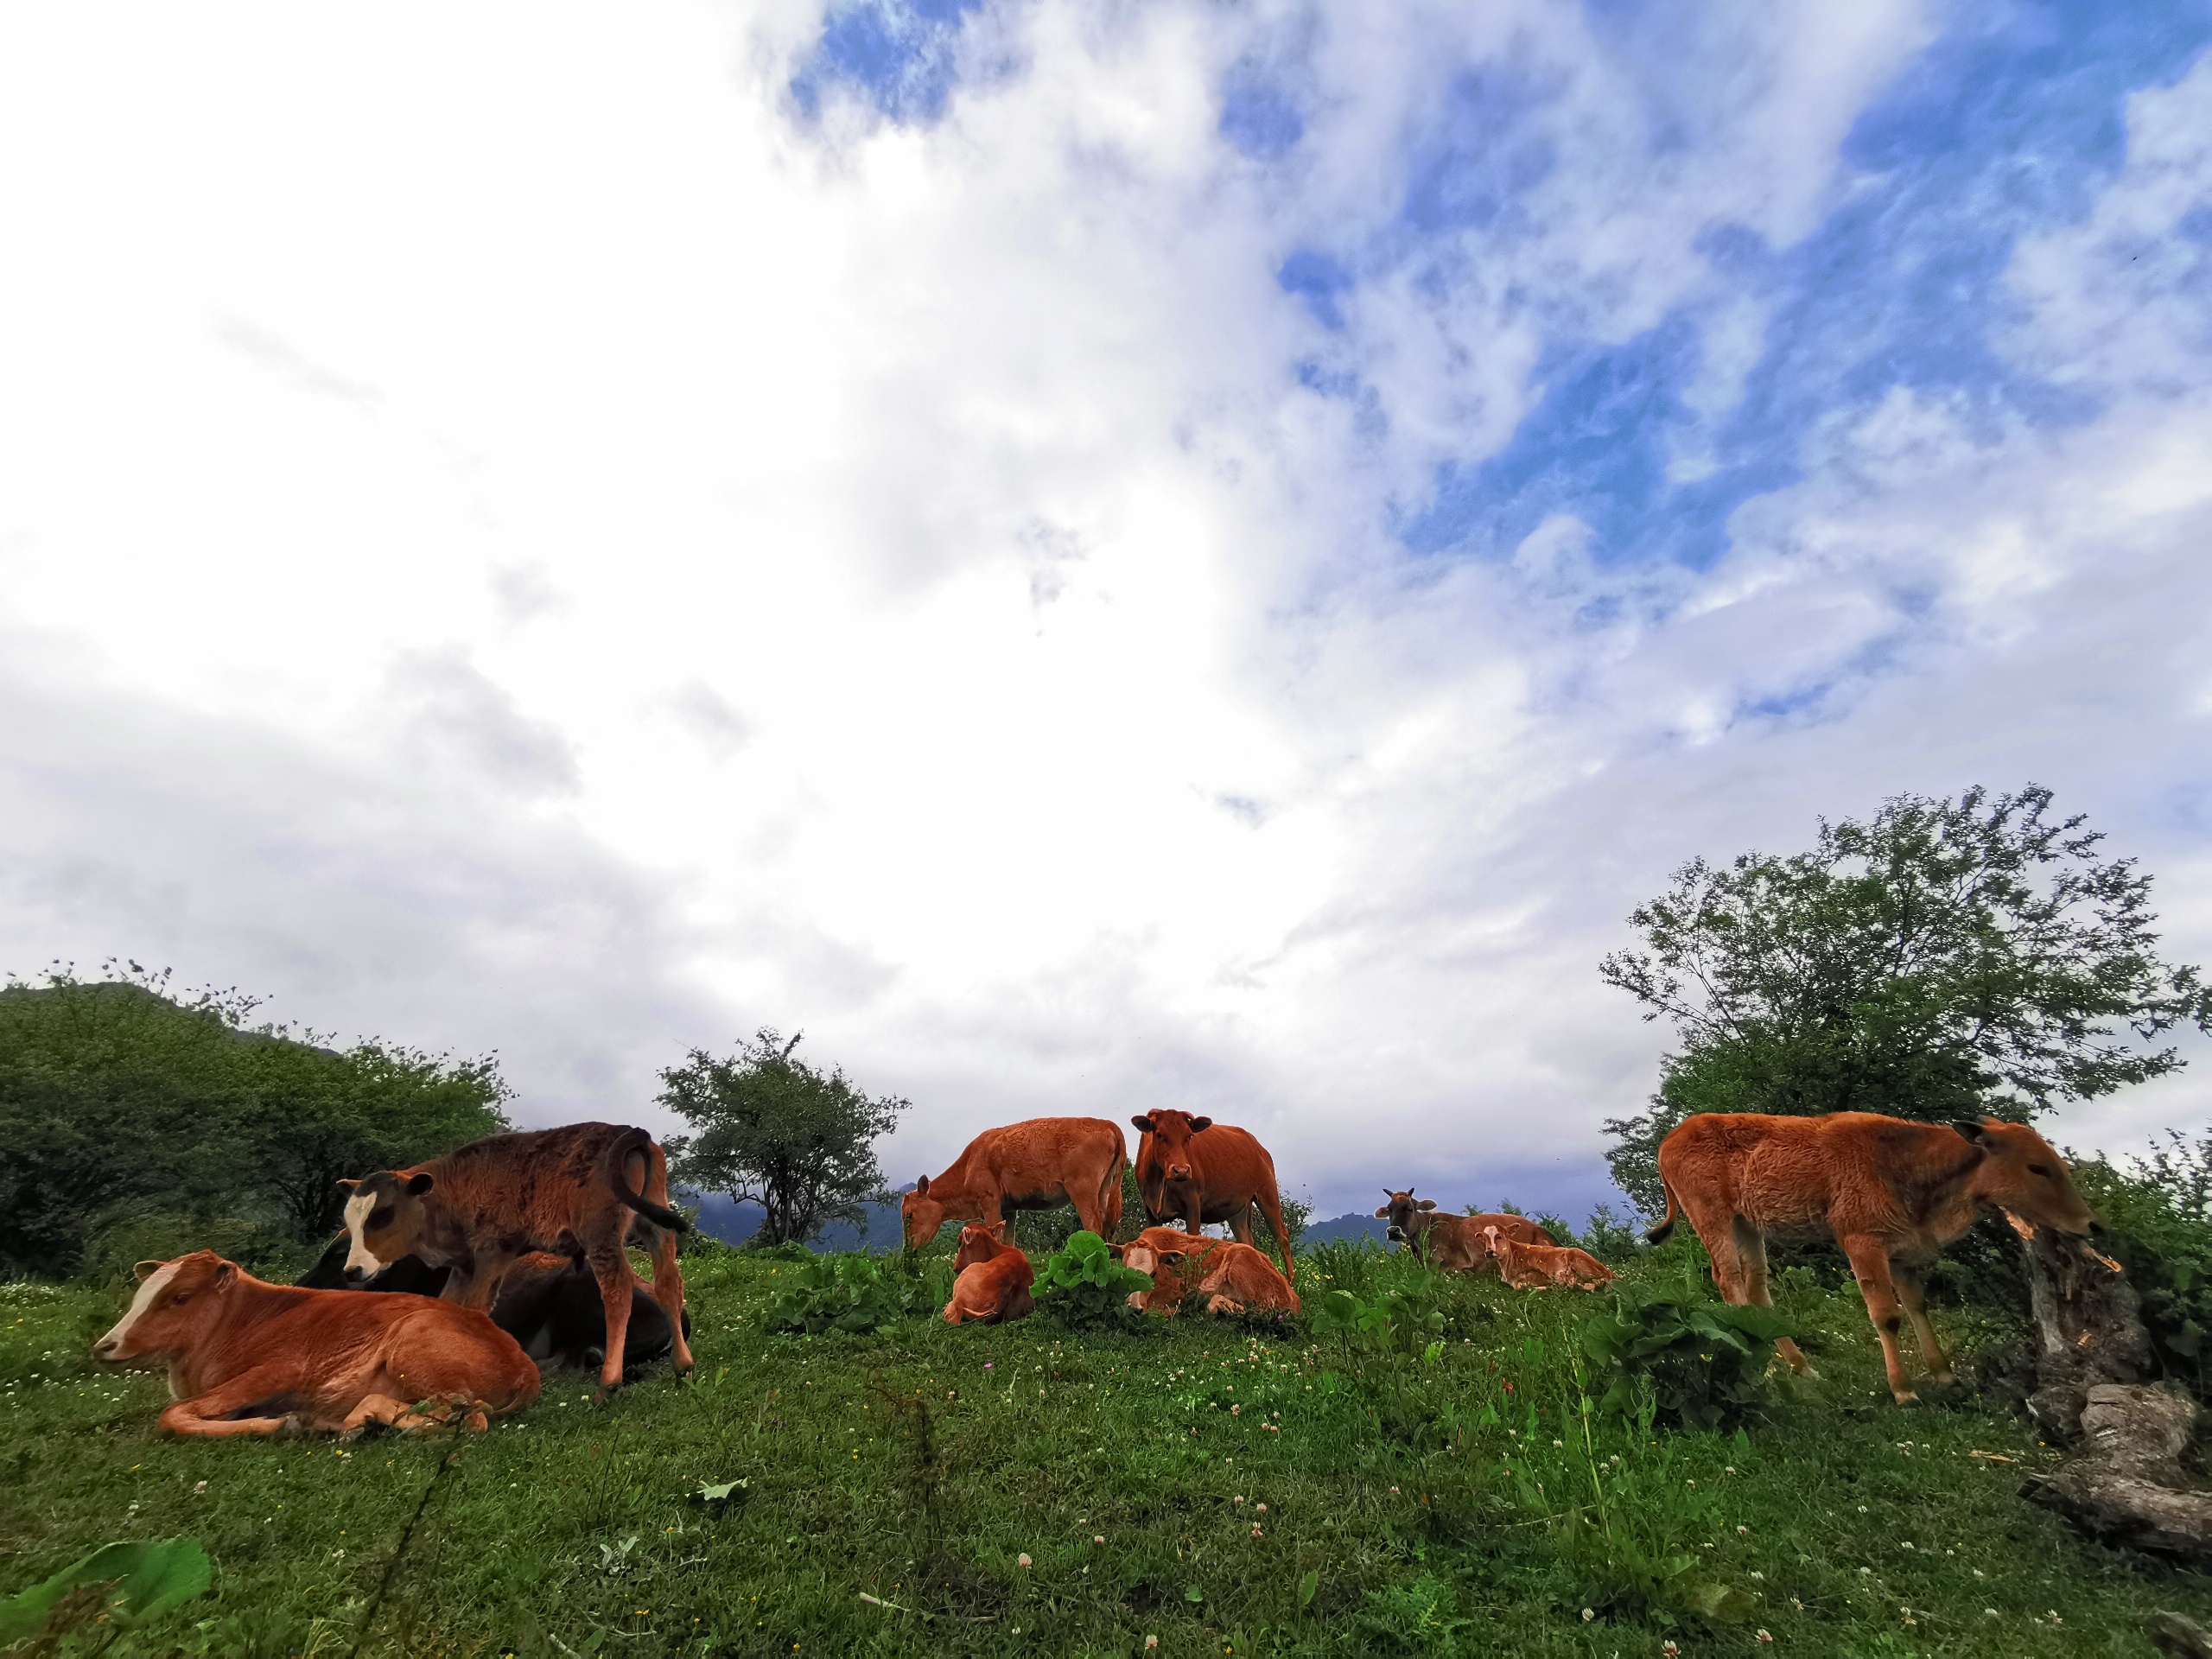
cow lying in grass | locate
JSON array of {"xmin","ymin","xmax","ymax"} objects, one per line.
[
  {"xmin": 943, "ymin": 1225, "xmax": 1034, "ymax": 1325},
  {"xmin": 297, "ymin": 1236, "xmax": 688, "ymax": 1376},
  {"xmin": 1115, "ymin": 1226, "xmax": 1300, "ymax": 1317},
  {"xmin": 1484, "ymin": 1227, "xmax": 1615, "ymax": 1290},
  {"xmin": 1376, "ymin": 1190, "xmax": 1554, "ymax": 1274},
  {"xmin": 340, "ymin": 1122, "xmax": 692, "ymax": 1395},
  {"xmin": 92, "ymin": 1250, "xmax": 537, "ymax": 1438}
]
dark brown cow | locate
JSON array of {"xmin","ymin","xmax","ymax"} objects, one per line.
[
  {"xmin": 340, "ymin": 1122, "xmax": 692, "ymax": 1396},
  {"xmin": 92, "ymin": 1251, "xmax": 537, "ymax": 1438},
  {"xmin": 1130, "ymin": 1110, "xmax": 1295, "ymax": 1281},
  {"xmin": 1116, "ymin": 1226, "xmax": 1299, "ymax": 1317},
  {"xmin": 1374, "ymin": 1190, "xmax": 1554, "ymax": 1274},
  {"xmin": 1650, "ymin": 1110, "xmax": 2095, "ymax": 1403},
  {"xmin": 943, "ymin": 1225, "xmax": 1035, "ymax": 1325},
  {"xmin": 1484, "ymin": 1228, "xmax": 1615, "ymax": 1290},
  {"xmin": 901, "ymin": 1118, "xmax": 1126, "ymax": 1249}
]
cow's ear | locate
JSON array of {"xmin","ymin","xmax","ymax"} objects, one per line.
[
  {"xmin": 133, "ymin": 1259, "xmax": 164, "ymax": 1282},
  {"xmin": 914, "ymin": 1175, "xmax": 929, "ymax": 1196},
  {"xmin": 213, "ymin": 1262, "xmax": 237, "ymax": 1287},
  {"xmin": 1159, "ymin": 1250, "xmax": 1185, "ymax": 1266},
  {"xmin": 1189, "ymin": 1116, "xmax": 1213, "ymax": 1133},
  {"xmin": 1130, "ymin": 1116, "xmax": 1154, "ymax": 1134},
  {"xmin": 1374, "ymin": 1205, "xmax": 1391, "ymax": 1217},
  {"xmin": 1107, "ymin": 1244, "xmax": 1123, "ymax": 1259},
  {"xmin": 1952, "ymin": 1120, "xmax": 1989, "ymax": 1144},
  {"xmin": 334, "ymin": 1177, "xmax": 360, "ymax": 1192},
  {"xmin": 1418, "ymin": 1199, "xmax": 1437, "ymax": 1211},
  {"xmin": 404, "ymin": 1171, "xmax": 435, "ymax": 1197}
]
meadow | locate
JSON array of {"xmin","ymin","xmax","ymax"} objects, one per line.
[{"xmin": 4, "ymin": 1236, "xmax": 2209, "ymax": 1657}]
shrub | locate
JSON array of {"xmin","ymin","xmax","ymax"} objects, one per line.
[
  {"xmin": 1033, "ymin": 1230, "xmax": 1151, "ymax": 1327},
  {"xmin": 1309, "ymin": 1271, "xmax": 1447, "ymax": 1359},
  {"xmin": 2071, "ymin": 1131, "xmax": 2212, "ymax": 1398},
  {"xmin": 1580, "ymin": 1274, "xmax": 1794, "ymax": 1429},
  {"xmin": 758, "ymin": 1254, "xmax": 941, "ymax": 1336}
]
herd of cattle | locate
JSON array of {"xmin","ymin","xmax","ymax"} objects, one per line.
[{"xmin": 87, "ymin": 1104, "xmax": 2097, "ymax": 1437}]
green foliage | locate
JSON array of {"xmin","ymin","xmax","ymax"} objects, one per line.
[
  {"xmin": 1309, "ymin": 1270, "xmax": 1447, "ymax": 1358},
  {"xmin": 2071, "ymin": 1130, "xmax": 2212, "ymax": 1397},
  {"xmin": 660, "ymin": 1028, "xmax": 907, "ymax": 1247},
  {"xmin": 1601, "ymin": 786, "xmax": 2212, "ymax": 1213},
  {"xmin": 0, "ymin": 1537, "xmax": 210, "ymax": 1642},
  {"xmin": 757, "ymin": 1252, "xmax": 944, "ymax": 1336},
  {"xmin": 1581, "ymin": 1274, "xmax": 1795, "ymax": 1429},
  {"xmin": 1033, "ymin": 1230, "xmax": 1152, "ymax": 1327},
  {"xmin": 0, "ymin": 964, "xmax": 509, "ymax": 1276}
]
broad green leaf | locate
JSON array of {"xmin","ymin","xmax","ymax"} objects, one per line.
[{"xmin": 0, "ymin": 1538, "xmax": 212, "ymax": 1641}]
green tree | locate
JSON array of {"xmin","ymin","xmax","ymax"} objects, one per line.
[
  {"xmin": 658, "ymin": 1028, "xmax": 907, "ymax": 1247},
  {"xmin": 1599, "ymin": 785, "xmax": 2212, "ymax": 1215}
]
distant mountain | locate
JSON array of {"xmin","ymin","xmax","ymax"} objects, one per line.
[
  {"xmin": 1300, "ymin": 1211, "xmax": 1390, "ymax": 1247},
  {"xmin": 685, "ymin": 1193, "xmax": 904, "ymax": 1253}
]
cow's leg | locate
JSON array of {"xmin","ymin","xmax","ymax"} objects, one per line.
[
  {"xmin": 1890, "ymin": 1260, "xmax": 1951, "ymax": 1385},
  {"xmin": 590, "ymin": 1244, "xmax": 636, "ymax": 1398},
  {"xmin": 1732, "ymin": 1218, "xmax": 1814, "ymax": 1376},
  {"xmin": 340, "ymin": 1393, "xmax": 421, "ymax": 1439},
  {"xmin": 1253, "ymin": 1187, "xmax": 1297, "ymax": 1283},
  {"xmin": 156, "ymin": 1365, "xmax": 308, "ymax": 1438},
  {"xmin": 1227, "ymin": 1203, "xmax": 1256, "ymax": 1246},
  {"xmin": 1681, "ymin": 1199, "xmax": 1746, "ymax": 1303},
  {"xmin": 1102, "ymin": 1162, "xmax": 1125, "ymax": 1240},
  {"xmin": 1837, "ymin": 1235, "xmax": 1918, "ymax": 1404},
  {"xmin": 643, "ymin": 1219, "xmax": 694, "ymax": 1378},
  {"xmin": 1070, "ymin": 1173, "xmax": 1107, "ymax": 1239}
]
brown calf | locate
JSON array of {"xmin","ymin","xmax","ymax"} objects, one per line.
[
  {"xmin": 1131, "ymin": 1110, "xmax": 1295, "ymax": 1281},
  {"xmin": 943, "ymin": 1225, "xmax": 1036, "ymax": 1325},
  {"xmin": 1650, "ymin": 1111, "xmax": 2095, "ymax": 1403},
  {"xmin": 1375, "ymin": 1190, "xmax": 1554, "ymax": 1274},
  {"xmin": 340, "ymin": 1122, "xmax": 693, "ymax": 1396},
  {"xmin": 1116, "ymin": 1227, "xmax": 1300, "ymax": 1317},
  {"xmin": 92, "ymin": 1251, "xmax": 537, "ymax": 1438},
  {"xmin": 902, "ymin": 1118, "xmax": 1127, "ymax": 1249},
  {"xmin": 1484, "ymin": 1228, "xmax": 1615, "ymax": 1290}
]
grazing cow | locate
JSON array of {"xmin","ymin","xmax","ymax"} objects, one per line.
[
  {"xmin": 1116, "ymin": 1227, "xmax": 1300, "ymax": 1317},
  {"xmin": 942, "ymin": 1225, "xmax": 1035, "ymax": 1325},
  {"xmin": 1649, "ymin": 1111, "xmax": 2096, "ymax": 1404},
  {"xmin": 1130, "ymin": 1110, "xmax": 1296, "ymax": 1282},
  {"xmin": 92, "ymin": 1250, "xmax": 537, "ymax": 1438},
  {"xmin": 902, "ymin": 1118, "xmax": 1127, "ymax": 1250},
  {"xmin": 1484, "ymin": 1227, "xmax": 1615, "ymax": 1291},
  {"xmin": 340, "ymin": 1122, "xmax": 693, "ymax": 1395},
  {"xmin": 296, "ymin": 1238, "xmax": 688, "ymax": 1376},
  {"xmin": 1375, "ymin": 1191, "xmax": 1554, "ymax": 1274}
]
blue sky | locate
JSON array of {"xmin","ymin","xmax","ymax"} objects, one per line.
[{"xmin": 2, "ymin": 1, "xmax": 2210, "ymax": 1224}]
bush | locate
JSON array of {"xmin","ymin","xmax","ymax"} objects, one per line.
[
  {"xmin": 1033, "ymin": 1230, "xmax": 1151, "ymax": 1327},
  {"xmin": 1580, "ymin": 1274, "xmax": 1794, "ymax": 1429},
  {"xmin": 2070, "ymin": 1132, "xmax": 2212, "ymax": 1398},
  {"xmin": 75, "ymin": 1213, "xmax": 290, "ymax": 1289},
  {"xmin": 758, "ymin": 1254, "xmax": 942, "ymax": 1336},
  {"xmin": 1309, "ymin": 1271, "xmax": 1448, "ymax": 1359}
]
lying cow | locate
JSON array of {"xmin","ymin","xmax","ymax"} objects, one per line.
[
  {"xmin": 1649, "ymin": 1110, "xmax": 2095, "ymax": 1404},
  {"xmin": 1130, "ymin": 1110, "xmax": 1296, "ymax": 1281},
  {"xmin": 92, "ymin": 1250, "xmax": 537, "ymax": 1438},
  {"xmin": 903, "ymin": 1118, "xmax": 1127, "ymax": 1250},
  {"xmin": 1116, "ymin": 1226, "xmax": 1300, "ymax": 1317},
  {"xmin": 1484, "ymin": 1227, "xmax": 1615, "ymax": 1290},
  {"xmin": 340, "ymin": 1122, "xmax": 692, "ymax": 1395},
  {"xmin": 297, "ymin": 1237, "xmax": 687, "ymax": 1376},
  {"xmin": 943, "ymin": 1225, "xmax": 1035, "ymax": 1325},
  {"xmin": 1375, "ymin": 1190, "xmax": 1554, "ymax": 1274}
]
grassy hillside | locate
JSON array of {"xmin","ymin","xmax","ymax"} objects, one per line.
[{"xmin": 4, "ymin": 1241, "xmax": 2208, "ymax": 1656}]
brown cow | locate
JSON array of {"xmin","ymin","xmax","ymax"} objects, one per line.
[
  {"xmin": 92, "ymin": 1251, "xmax": 537, "ymax": 1438},
  {"xmin": 340, "ymin": 1122, "xmax": 693, "ymax": 1397},
  {"xmin": 943, "ymin": 1225, "xmax": 1036, "ymax": 1325},
  {"xmin": 1375, "ymin": 1190, "xmax": 1554, "ymax": 1274},
  {"xmin": 1484, "ymin": 1228, "xmax": 1615, "ymax": 1291},
  {"xmin": 1130, "ymin": 1110, "xmax": 1295, "ymax": 1281},
  {"xmin": 1650, "ymin": 1111, "xmax": 2095, "ymax": 1403},
  {"xmin": 1116, "ymin": 1227, "xmax": 1300, "ymax": 1317},
  {"xmin": 901, "ymin": 1118, "xmax": 1126, "ymax": 1249}
]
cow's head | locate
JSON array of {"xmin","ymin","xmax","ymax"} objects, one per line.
[
  {"xmin": 1482, "ymin": 1224, "xmax": 1504, "ymax": 1258},
  {"xmin": 338, "ymin": 1169, "xmax": 437, "ymax": 1283},
  {"xmin": 1110, "ymin": 1239, "xmax": 1188, "ymax": 1313},
  {"xmin": 92, "ymin": 1250, "xmax": 237, "ymax": 1366},
  {"xmin": 1375, "ymin": 1188, "xmax": 1437, "ymax": 1242},
  {"xmin": 952, "ymin": 1224, "xmax": 1005, "ymax": 1272},
  {"xmin": 901, "ymin": 1175, "xmax": 958, "ymax": 1251},
  {"xmin": 1956, "ymin": 1119, "xmax": 2095, "ymax": 1236},
  {"xmin": 1130, "ymin": 1111, "xmax": 1212, "ymax": 1186}
]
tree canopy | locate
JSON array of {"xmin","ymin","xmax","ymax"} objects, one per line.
[
  {"xmin": 0, "ymin": 964, "xmax": 510, "ymax": 1276},
  {"xmin": 658, "ymin": 1028, "xmax": 906, "ymax": 1247},
  {"xmin": 1599, "ymin": 786, "xmax": 2212, "ymax": 1213}
]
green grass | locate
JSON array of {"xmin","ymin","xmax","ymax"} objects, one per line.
[{"xmin": 3, "ymin": 1243, "xmax": 2209, "ymax": 1656}]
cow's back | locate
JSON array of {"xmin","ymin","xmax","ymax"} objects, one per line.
[
  {"xmin": 971, "ymin": 1118, "xmax": 1123, "ymax": 1192},
  {"xmin": 432, "ymin": 1122, "xmax": 636, "ymax": 1238}
]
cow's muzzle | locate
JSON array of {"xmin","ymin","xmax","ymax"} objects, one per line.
[
  {"xmin": 343, "ymin": 1263, "xmax": 374, "ymax": 1286},
  {"xmin": 1385, "ymin": 1226, "xmax": 1405, "ymax": 1243},
  {"xmin": 92, "ymin": 1337, "xmax": 121, "ymax": 1361}
]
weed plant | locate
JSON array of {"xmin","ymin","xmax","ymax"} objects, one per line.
[{"xmin": 3, "ymin": 1238, "xmax": 2206, "ymax": 1655}]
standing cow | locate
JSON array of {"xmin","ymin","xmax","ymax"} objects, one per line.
[
  {"xmin": 1649, "ymin": 1110, "xmax": 2095, "ymax": 1404},
  {"xmin": 1130, "ymin": 1110, "xmax": 1296, "ymax": 1282},
  {"xmin": 339, "ymin": 1122, "xmax": 693, "ymax": 1397},
  {"xmin": 1375, "ymin": 1190, "xmax": 1554, "ymax": 1274},
  {"xmin": 901, "ymin": 1118, "xmax": 1127, "ymax": 1249}
]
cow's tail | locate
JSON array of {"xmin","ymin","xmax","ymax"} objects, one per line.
[
  {"xmin": 607, "ymin": 1127, "xmax": 693, "ymax": 1233},
  {"xmin": 1645, "ymin": 1178, "xmax": 1681, "ymax": 1247}
]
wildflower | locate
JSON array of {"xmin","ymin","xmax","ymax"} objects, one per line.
[
  {"xmin": 1389, "ymin": 1486, "xmax": 1399, "ymax": 1495},
  {"xmin": 1985, "ymin": 1609, "xmax": 2000, "ymax": 1618},
  {"xmin": 1094, "ymin": 1535, "xmax": 1104, "ymax": 1545},
  {"xmin": 1230, "ymin": 1404, "xmax": 1240, "ymax": 1415},
  {"xmin": 1554, "ymin": 1439, "xmax": 1564, "ymax": 1448},
  {"xmin": 1255, "ymin": 1503, "xmax": 1266, "ymax": 1513},
  {"xmin": 1016, "ymin": 1554, "xmax": 1032, "ymax": 1568},
  {"xmin": 1235, "ymin": 1497, "xmax": 1244, "ymax": 1504},
  {"xmin": 1250, "ymin": 1525, "xmax": 1262, "ymax": 1538},
  {"xmin": 1146, "ymin": 1640, "xmax": 1159, "ymax": 1652},
  {"xmin": 192, "ymin": 1482, "xmax": 207, "ymax": 1495},
  {"xmin": 1580, "ymin": 1608, "xmax": 1594, "ymax": 1622},
  {"xmin": 1664, "ymin": 1643, "xmax": 1680, "ymax": 1657},
  {"xmin": 1738, "ymin": 1526, "xmax": 1748, "ymax": 1535},
  {"xmin": 1790, "ymin": 1599, "xmax": 1802, "ymax": 1611},
  {"xmin": 1755, "ymin": 1632, "xmax": 1772, "ymax": 1645}
]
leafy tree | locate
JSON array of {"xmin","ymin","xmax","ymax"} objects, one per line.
[
  {"xmin": 0, "ymin": 963, "xmax": 509, "ymax": 1275},
  {"xmin": 1599, "ymin": 786, "xmax": 2212, "ymax": 1214},
  {"xmin": 658, "ymin": 1028, "xmax": 906, "ymax": 1247}
]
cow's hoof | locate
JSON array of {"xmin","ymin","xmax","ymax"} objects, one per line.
[
  {"xmin": 594, "ymin": 1382, "xmax": 621, "ymax": 1405},
  {"xmin": 276, "ymin": 1414, "xmax": 307, "ymax": 1440},
  {"xmin": 1892, "ymin": 1390, "xmax": 1921, "ymax": 1407}
]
